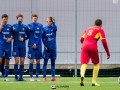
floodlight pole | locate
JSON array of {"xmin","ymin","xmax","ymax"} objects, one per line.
[{"xmin": 75, "ymin": 0, "xmax": 77, "ymax": 77}]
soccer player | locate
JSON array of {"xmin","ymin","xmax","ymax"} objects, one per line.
[
  {"xmin": 0, "ymin": 14, "xmax": 13, "ymax": 81},
  {"xmin": 12, "ymin": 14, "xmax": 28, "ymax": 81},
  {"xmin": 28, "ymin": 14, "xmax": 43, "ymax": 82},
  {"xmin": 42, "ymin": 16, "xmax": 57, "ymax": 81},
  {"xmin": 80, "ymin": 19, "xmax": 110, "ymax": 86}
]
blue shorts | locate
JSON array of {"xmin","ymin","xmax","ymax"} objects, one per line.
[
  {"xmin": 0, "ymin": 45, "xmax": 11, "ymax": 59},
  {"xmin": 28, "ymin": 47, "xmax": 42, "ymax": 59},
  {"xmin": 12, "ymin": 46, "xmax": 26, "ymax": 57},
  {"xmin": 43, "ymin": 49, "xmax": 57, "ymax": 60}
]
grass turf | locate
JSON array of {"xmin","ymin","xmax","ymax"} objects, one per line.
[{"xmin": 0, "ymin": 77, "xmax": 120, "ymax": 90}]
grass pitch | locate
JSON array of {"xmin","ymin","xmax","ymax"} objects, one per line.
[{"xmin": 0, "ymin": 77, "xmax": 120, "ymax": 90}]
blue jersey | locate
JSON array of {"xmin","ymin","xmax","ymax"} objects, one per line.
[
  {"xmin": 42, "ymin": 23, "xmax": 57, "ymax": 50},
  {"xmin": 0, "ymin": 24, "xmax": 13, "ymax": 46},
  {"xmin": 12, "ymin": 23, "xmax": 28, "ymax": 48},
  {"xmin": 28, "ymin": 22, "xmax": 43, "ymax": 51},
  {"xmin": 0, "ymin": 32, "xmax": 2, "ymax": 46}
]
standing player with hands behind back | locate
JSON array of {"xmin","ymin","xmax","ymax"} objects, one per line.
[
  {"xmin": 42, "ymin": 16, "xmax": 57, "ymax": 81},
  {"xmin": 80, "ymin": 19, "xmax": 110, "ymax": 86}
]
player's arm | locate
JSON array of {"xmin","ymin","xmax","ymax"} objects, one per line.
[
  {"xmin": 0, "ymin": 25, "xmax": 2, "ymax": 32},
  {"xmin": 10, "ymin": 25, "xmax": 14, "ymax": 39},
  {"xmin": 52, "ymin": 23, "xmax": 57, "ymax": 32},
  {"xmin": 6, "ymin": 35, "xmax": 13, "ymax": 43},
  {"xmin": 34, "ymin": 25, "xmax": 43, "ymax": 45},
  {"xmin": 51, "ymin": 17, "xmax": 57, "ymax": 32},
  {"xmin": 24, "ymin": 26, "xmax": 30, "ymax": 40},
  {"xmin": 11, "ymin": 25, "xmax": 16, "ymax": 39},
  {"xmin": 99, "ymin": 30, "xmax": 110, "ymax": 59},
  {"xmin": 42, "ymin": 29, "xmax": 46, "ymax": 46},
  {"xmin": 6, "ymin": 25, "xmax": 13, "ymax": 43},
  {"xmin": 52, "ymin": 22, "xmax": 57, "ymax": 32},
  {"xmin": 0, "ymin": 22, "xmax": 4, "ymax": 32},
  {"xmin": 80, "ymin": 31, "xmax": 86, "ymax": 43},
  {"xmin": 42, "ymin": 29, "xmax": 50, "ymax": 52},
  {"xmin": 32, "ymin": 25, "xmax": 43, "ymax": 49},
  {"xmin": 28, "ymin": 24, "xmax": 35, "ymax": 31}
]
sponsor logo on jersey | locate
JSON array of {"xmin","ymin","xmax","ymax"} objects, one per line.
[
  {"xmin": 35, "ymin": 31, "xmax": 40, "ymax": 33},
  {"xmin": 22, "ymin": 28, "xmax": 25, "ymax": 30},
  {"xmin": 7, "ymin": 28, "xmax": 9, "ymax": 31},
  {"xmin": 19, "ymin": 32, "xmax": 25, "ymax": 34},
  {"xmin": 51, "ymin": 29, "xmax": 53, "ymax": 32},
  {"xmin": 2, "ymin": 32, "xmax": 10, "ymax": 34},
  {"xmin": 46, "ymin": 33, "xmax": 53, "ymax": 36}
]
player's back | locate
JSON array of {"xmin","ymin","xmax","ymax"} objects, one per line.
[{"xmin": 82, "ymin": 26, "xmax": 103, "ymax": 48}]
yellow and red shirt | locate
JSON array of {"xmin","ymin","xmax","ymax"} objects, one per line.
[{"xmin": 80, "ymin": 26, "xmax": 110, "ymax": 56}]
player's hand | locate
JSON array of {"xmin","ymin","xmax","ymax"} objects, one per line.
[
  {"xmin": 0, "ymin": 25, "xmax": 2, "ymax": 32},
  {"xmin": 107, "ymin": 55, "xmax": 110, "ymax": 59},
  {"xmin": 0, "ymin": 23, "xmax": 4, "ymax": 31},
  {"xmin": 18, "ymin": 17, "xmax": 22, "ymax": 25},
  {"xmin": 19, "ymin": 37, "xmax": 24, "ymax": 42},
  {"xmin": 1, "ymin": 20, "xmax": 6, "ymax": 26},
  {"xmin": 51, "ymin": 17, "xmax": 55, "ymax": 23},
  {"xmin": 6, "ymin": 38, "xmax": 12, "ymax": 43},
  {"xmin": 0, "ymin": 23, "xmax": 4, "ymax": 26},
  {"xmin": 18, "ymin": 21, "xmax": 22, "ymax": 25},
  {"xmin": 45, "ymin": 46, "xmax": 50, "ymax": 52},
  {"xmin": 32, "ymin": 44, "xmax": 37, "ymax": 49}
]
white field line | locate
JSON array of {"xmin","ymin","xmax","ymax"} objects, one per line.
[{"xmin": 0, "ymin": 81, "xmax": 118, "ymax": 84}]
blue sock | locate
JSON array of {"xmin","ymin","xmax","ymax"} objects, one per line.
[
  {"xmin": 51, "ymin": 59, "xmax": 55, "ymax": 78},
  {"xmin": 36, "ymin": 63, "xmax": 40, "ymax": 78},
  {"xmin": 4, "ymin": 66, "xmax": 9, "ymax": 78},
  {"xmin": 51, "ymin": 65, "xmax": 55, "ymax": 77},
  {"xmin": 29, "ymin": 63, "xmax": 33, "ymax": 78},
  {"xmin": 42, "ymin": 59, "xmax": 48, "ymax": 78},
  {"xmin": 19, "ymin": 65, "xmax": 24, "ymax": 80},
  {"xmin": 42, "ymin": 65, "xmax": 46, "ymax": 78},
  {"xmin": 14, "ymin": 64, "xmax": 18, "ymax": 79}
]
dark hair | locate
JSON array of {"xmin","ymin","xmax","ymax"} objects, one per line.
[
  {"xmin": 31, "ymin": 14, "xmax": 38, "ymax": 18},
  {"xmin": 94, "ymin": 19, "xmax": 102, "ymax": 26},
  {"xmin": 1, "ymin": 14, "xmax": 8, "ymax": 18},
  {"xmin": 16, "ymin": 13, "xmax": 23, "ymax": 19}
]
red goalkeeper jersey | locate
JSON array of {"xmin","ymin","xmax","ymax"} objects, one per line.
[{"xmin": 80, "ymin": 26, "xmax": 110, "ymax": 57}]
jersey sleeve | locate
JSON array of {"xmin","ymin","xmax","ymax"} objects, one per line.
[
  {"xmin": 99, "ymin": 29, "xmax": 106, "ymax": 40},
  {"xmin": 10, "ymin": 25, "xmax": 13, "ymax": 36},
  {"xmin": 99, "ymin": 29, "xmax": 110, "ymax": 56},
  {"xmin": 42, "ymin": 28, "xmax": 47, "ymax": 46},
  {"xmin": 24, "ymin": 26, "xmax": 29, "ymax": 40},
  {"xmin": 52, "ymin": 23, "xmax": 57, "ymax": 32},
  {"xmin": 34, "ymin": 25, "xmax": 43, "ymax": 45},
  {"xmin": 80, "ymin": 30, "xmax": 86, "ymax": 43},
  {"xmin": 28, "ymin": 23, "xmax": 34, "ymax": 31}
]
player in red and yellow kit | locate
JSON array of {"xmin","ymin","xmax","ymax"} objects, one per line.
[{"xmin": 80, "ymin": 19, "xmax": 110, "ymax": 86}]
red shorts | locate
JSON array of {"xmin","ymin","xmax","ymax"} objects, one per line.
[{"xmin": 80, "ymin": 46, "xmax": 99, "ymax": 64}]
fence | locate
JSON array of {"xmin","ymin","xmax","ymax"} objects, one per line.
[{"xmin": 0, "ymin": 0, "xmax": 120, "ymax": 76}]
